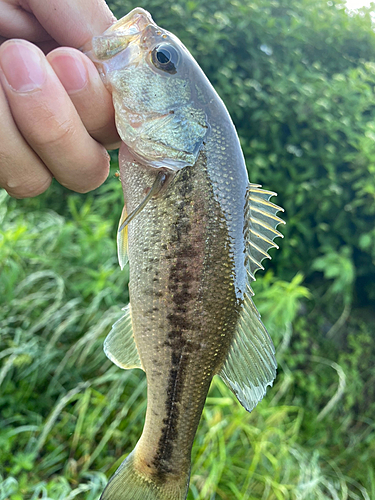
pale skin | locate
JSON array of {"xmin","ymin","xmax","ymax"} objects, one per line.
[{"xmin": 0, "ymin": 0, "xmax": 121, "ymax": 199}]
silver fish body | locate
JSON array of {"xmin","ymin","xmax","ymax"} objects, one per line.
[{"xmin": 84, "ymin": 8, "xmax": 284, "ymax": 500}]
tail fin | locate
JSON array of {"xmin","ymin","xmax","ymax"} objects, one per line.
[{"xmin": 100, "ymin": 451, "xmax": 190, "ymax": 500}]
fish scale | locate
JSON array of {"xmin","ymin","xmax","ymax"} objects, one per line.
[{"xmin": 122, "ymin": 150, "xmax": 241, "ymax": 484}]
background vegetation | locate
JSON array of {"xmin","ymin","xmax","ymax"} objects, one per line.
[{"xmin": 1, "ymin": 0, "xmax": 374, "ymax": 499}]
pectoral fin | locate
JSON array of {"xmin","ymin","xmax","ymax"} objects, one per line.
[
  {"xmin": 118, "ymin": 170, "xmax": 169, "ymax": 233},
  {"xmin": 219, "ymin": 285, "xmax": 277, "ymax": 412},
  {"xmin": 117, "ymin": 171, "xmax": 171, "ymax": 269},
  {"xmin": 104, "ymin": 304, "xmax": 143, "ymax": 370},
  {"xmin": 117, "ymin": 206, "xmax": 128, "ymax": 270}
]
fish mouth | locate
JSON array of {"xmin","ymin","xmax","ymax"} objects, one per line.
[
  {"xmin": 82, "ymin": 8, "xmax": 155, "ymax": 62},
  {"xmin": 104, "ymin": 7, "xmax": 154, "ymax": 38}
]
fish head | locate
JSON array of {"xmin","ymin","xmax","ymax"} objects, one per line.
[{"xmin": 84, "ymin": 8, "xmax": 209, "ymax": 171}]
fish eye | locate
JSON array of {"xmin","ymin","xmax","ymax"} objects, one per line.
[{"xmin": 151, "ymin": 44, "xmax": 179, "ymax": 74}]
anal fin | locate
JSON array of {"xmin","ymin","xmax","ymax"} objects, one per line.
[{"xmin": 104, "ymin": 304, "xmax": 143, "ymax": 370}]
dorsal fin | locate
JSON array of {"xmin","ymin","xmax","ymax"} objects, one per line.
[
  {"xmin": 245, "ymin": 184, "xmax": 285, "ymax": 279},
  {"xmin": 218, "ymin": 184, "xmax": 284, "ymax": 412}
]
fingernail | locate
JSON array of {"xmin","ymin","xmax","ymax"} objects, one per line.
[
  {"xmin": 49, "ymin": 53, "xmax": 88, "ymax": 93},
  {"xmin": 0, "ymin": 41, "xmax": 46, "ymax": 92}
]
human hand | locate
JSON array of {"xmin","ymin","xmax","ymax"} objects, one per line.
[{"xmin": 0, "ymin": 0, "xmax": 121, "ymax": 198}]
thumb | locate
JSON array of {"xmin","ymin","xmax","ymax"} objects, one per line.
[{"xmin": 13, "ymin": 0, "xmax": 116, "ymax": 48}]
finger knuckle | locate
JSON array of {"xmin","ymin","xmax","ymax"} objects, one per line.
[{"xmin": 28, "ymin": 116, "xmax": 77, "ymax": 150}]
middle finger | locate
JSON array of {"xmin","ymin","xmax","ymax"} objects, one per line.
[{"xmin": 47, "ymin": 47, "xmax": 120, "ymax": 149}]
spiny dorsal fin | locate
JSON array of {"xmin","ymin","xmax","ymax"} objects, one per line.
[
  {"xmin": 219, "ymin": 284, "xmax": 277, "ymax": 412},
  {"xmin": 117, "ymin": 205, "xmax": 128, "ymax": 270},
  {"xmin": 104, "ymin": 304, "xmax": 143, "ymax": 370},
  {"xmin": 218, "ymin": 184, "xmax": 284, "ymax": 412},
  {"xmin": 245, "ymin": 184, "xmax": 285, "ymax": 279}
]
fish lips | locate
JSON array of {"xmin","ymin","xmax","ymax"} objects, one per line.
[
  {"xmin": 82, "ymin": 8, "xmax": 182, "ymax": 83},
  {"xmin": 82, "ymin": 8, "xmax": 153, "ymax": 59}
]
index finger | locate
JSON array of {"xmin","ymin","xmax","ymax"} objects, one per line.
[{"xmin": 26, "ymin": 0, "xmax": 116, "ymax": 48}]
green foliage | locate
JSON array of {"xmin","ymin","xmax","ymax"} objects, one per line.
[
  {"xmin": 312, "ymin": 246, "xmax": 355, "ymax": 305},
  {"xmin": 253, "ymin": 272, "xmax": 311, "ymax": 345},
  {"xmin": 1, "ymin": 194, "xmax": 374, "ymax": 499},
  {"xmin": 106, "ymin": 0, "xmax": 375, "ymax": 305}
]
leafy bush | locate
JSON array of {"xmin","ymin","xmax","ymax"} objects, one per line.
[
  {"xmin": 106, "ymin": 0, "xmax": 375, "ymax": 305},
  {"xmin": 13, "ymin": 0, "xmax": 375, "ymax": 305}
]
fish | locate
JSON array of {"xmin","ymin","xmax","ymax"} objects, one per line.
[{"xmin": 83, "ymin": 8, "xmax": 284, "ymax": 500}]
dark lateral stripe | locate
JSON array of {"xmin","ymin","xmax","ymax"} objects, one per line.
[{"xmin": 151, "ymin": 166, "xmax": 200, "ymax": 481}]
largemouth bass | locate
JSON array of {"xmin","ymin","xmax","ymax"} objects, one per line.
[{"xmin": 84, "ymin": 8, "xmax": 284, "ymax": 500}]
